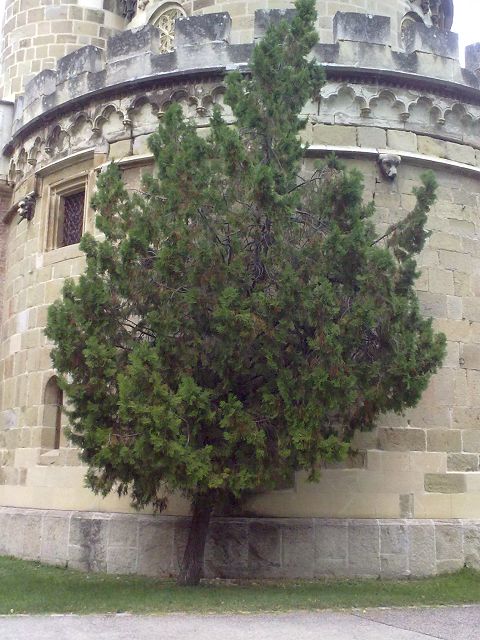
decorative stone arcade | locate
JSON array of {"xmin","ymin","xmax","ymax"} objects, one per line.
[{"xmin": 2, "ymin": 0, "xmax": 480, "ymax": 578}]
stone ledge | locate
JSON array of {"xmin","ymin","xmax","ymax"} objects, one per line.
[{"xmin": 0, "ymin": 506, "xmax": 478, "ymax": 579}]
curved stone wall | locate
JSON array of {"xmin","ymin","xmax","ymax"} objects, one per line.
[
  {"xmin": 0, "ymin": 0, "xmax": 125, "ymax": 100},
  {"xmin": 2, "ymin": 5, "xmax": 480, "ymax": 579}
]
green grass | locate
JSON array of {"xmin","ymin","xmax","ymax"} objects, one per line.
[{"xmin": 1, "ymin": 556, "xmax": 480, "ymax": 615}]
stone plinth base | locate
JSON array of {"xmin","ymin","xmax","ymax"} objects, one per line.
[{"xmin": 1, "ymin": 507, "xmax": 479, "ymax": 579}]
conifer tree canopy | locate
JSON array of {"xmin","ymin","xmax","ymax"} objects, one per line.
[{"xmin": 45, "ymin": 0, "xmax": 446, "ymax": 585}]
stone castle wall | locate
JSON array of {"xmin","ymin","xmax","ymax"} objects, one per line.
[{"xmin": 1, "ymin": 3, "xmax": 480, "ymax": 578}]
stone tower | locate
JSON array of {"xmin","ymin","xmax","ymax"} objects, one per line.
[
  {"xmin": 1, "ymin": 0, "xmax": 125, "ymax": 101},
  {"xmin": 2, "ymin": 0, "xmax": 480, "ymax": 579}
]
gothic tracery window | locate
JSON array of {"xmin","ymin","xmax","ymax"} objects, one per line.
[{"xmin": 151, "ymin": 4, "xmax": 186, "ymax": 53}]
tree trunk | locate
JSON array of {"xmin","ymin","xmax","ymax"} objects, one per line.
[{"xmin": 177, "ymin": 496, "xmax": 213, "ymax": 586}]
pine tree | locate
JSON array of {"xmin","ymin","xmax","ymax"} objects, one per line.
[{"xmin": 45, "ymin": 0, "xmax": 446, "ymax": 586}]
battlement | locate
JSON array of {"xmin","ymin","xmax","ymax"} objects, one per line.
[
  {"xmin": 6, "ymin": 10, "xmax": 479, "ymax": 146},
  {"xmin": 4, "ymin": 9, "xmax": 480, "ymax": 180}
]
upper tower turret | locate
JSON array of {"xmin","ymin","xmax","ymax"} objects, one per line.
[{"xmin": 0, "ymin": 0, "xmax": 126, "ymax": 101}]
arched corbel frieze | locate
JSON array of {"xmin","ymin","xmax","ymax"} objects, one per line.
[
  {"xmin": 93, "ymin": 104, "xmax": 127, "ymax": 142},
  {"xmin": 45, "ymin": 125, "xmax": 70, "ymax": 157},
  {"xmin": 68, "ymin": 113, "xmax": 95, "ymax": 150}
]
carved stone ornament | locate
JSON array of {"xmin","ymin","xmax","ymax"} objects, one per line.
[
  {"xmin": 122, "ymin": 0, "xmax": 137, "ymax": 21},
  {"xmin": 378, "ymin": 154, "xmax": 402, "ymax": 180},
  {"xmin": 17, "ymin": 192, "xmax": 37, "ymax": 222}
]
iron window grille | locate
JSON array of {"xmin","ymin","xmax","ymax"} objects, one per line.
[{"xmin": 62, "ymin": 191, "xmax": 85, "ymax": 247}]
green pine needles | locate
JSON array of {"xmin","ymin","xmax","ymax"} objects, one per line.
[{"xmin": 45, "ymin": 0, "xmax": 446, "ymax": 585}]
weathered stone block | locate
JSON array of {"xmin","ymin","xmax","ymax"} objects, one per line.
[
  {"xmin": 437, "ymin": 558, "xmax": 464, "ymax": 573},
  {"xmin": 204, "ymin": 519, "xmax": 249, "ymax": 578},
  {"xmin": 173, "ymin": 517, "xmax": 190, "ymax": 572},
  {"xmin": 427, "ymin": 429, "xmax": 461, "ymax": 453},
  {"xmin": 462, "ymin": 430, "xmax": 480, "ymax": 453},
  {"xmin": 357, "ymin": 126, "xmax": 386, "ymax": 149},
  {"xmin": 417, "ymin": 291, "xmax": 447, "ymax": 319},
  {"xmin": 314, "ymin": 520, "xmax": 348, "ymax": 576},
  {"xmin": 402, "ymin": 22, "xmax": 458, "ymax": 59},
  {"xmin": 417, "ymin": 136, "xmax": 447, "ymax": 158},
  {"xmin": 465, "ymin": 43, "xmax": 480, "ymax": 76},
  {"xmin": 137, "ymin": 519, "xmax": 175, "ymax": 577},
  {"xmin": 281, "ymin": 521, "xmax": 315, "ymax": 578},
  {"xmin": 378, "ymin": 427, "xmax": 426, "ymax": 452},
  {"xmin": 22, "ymin": 512, "xmax": 43, "ymax": 560},
  {"xmin": 333, "ymin": 13, "xmax": 390, "ymax": 46},
  {"xmin": 175, "ymin": 13, "xmax": 232, "ymax": 47},
  {"xmin": 408, "ymin": 522, "xmax": 436, "ymax": 576},
  {"xmin": 0, "ymin": 511, "xmax": 11, "ymax": 555},
  {"xmin": 248, "ymin": 521, "xmax": 281, "ymax": 576},
  {"xmin": 107, "ymin": 546, "xmax": 138, "ymax": 575},
  {"xmin": 435, "ymin": 523, "xmax": 463, "ymax": 561},
  {"xmin": 464, "ymin": 523, "xmax": 480, "ymax": 569},
  {"xmin": 41, "ymin": 512, "xmax": 70, "ymax": 566},
  {"xmin": 351, "ymin": 429, "xmax": 379, "ymax": 451},
  {"xmin": 387, "ymin": 129, "xmax": 417, "ymax": 153},
  {"xmin": 107, "ymin": 25, "xmax": 160, "ymax": 61},
  {"xmin": 447, "ymin": 453, "xmax": 479, "ymax": 472},
  {"xmin": 424, "ymin": 473, "xmax": 467, "ymax": 494},
  {"xmin": 56, "ymin": 45, "xmax": 104, "ymax": 83},
  {"xmin": 381, "ymin": 553, "xmax": 408, "ymax": 577},
  {"xmin": 380, "ymin": 522, "xmax": 407, "ymax": 555},
  {"xmin": 24, "ymin": 69, "xmax": 56, "ymax": 107},
  {"xmin": 109, "ymin": 138, "xmax": 132, "ymax": 160},
  {"xmin": 453, "ymin": 409, "xmax": 480, "ymax": 432},
  {"xmin": 106, "ymin": 53, "xmax": 158, "ymax": 85},
  {"xmin": 446, "ymin": 142, "xmax": 476, "ymax": 166},
  {"xmin": 68, "ymin": 514, "xmax": 109, "ymax": 571},
  {"xmin": 132, "ymin": 134, "xmax": 151, "ymax": 155},
  {"xmin": 399, "ymin": 491, "xmax": 416, "ymax": 516},
  {"xmin": 347, "ymin": 520, "xmax": 380, "ymax": 576},
  {"xmin": 461, "ymin": 344, "xmax": 480, "ymax": 371},
  {"xmin": 108, "ymin": 514, "xmax": 138, "ymax": 548},
  {"xmin": 311, "ymin": 123, "xmax": 357, "ymax": 146},
  {"xmin": 254, "ymin": 9, "xmax": 295, "ymax": 41}
]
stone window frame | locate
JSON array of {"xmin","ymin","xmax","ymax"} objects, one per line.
[{"xmin": 45, "ymin": 175, "xmax": 88, "ymax": 252}]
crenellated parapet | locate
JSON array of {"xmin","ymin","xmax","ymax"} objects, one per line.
[{"xmin": 4, "ymin": 9, "xmax": 480, "ymax": 186}]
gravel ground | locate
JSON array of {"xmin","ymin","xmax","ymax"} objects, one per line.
[{"xmin": 1, "ymin": 606, "xmax": 479, "ymax": 640}]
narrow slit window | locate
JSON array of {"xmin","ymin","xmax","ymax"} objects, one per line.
[{"xmin": 44, "ymin": 376, "xmax": 64, "ymax": 450}]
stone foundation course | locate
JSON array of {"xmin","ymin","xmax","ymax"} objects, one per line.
[{"xmin": 1, "ymin": 507, "xmax": 479, "ymax": 579}]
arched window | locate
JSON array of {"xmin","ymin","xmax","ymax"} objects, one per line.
[
  {"xmin": 44, "ymin": 376, "xmax": 64, "ymax": 450},
  {"xmin": 150, "ymin": 3, "xmax": 186, "ymax": 53}
]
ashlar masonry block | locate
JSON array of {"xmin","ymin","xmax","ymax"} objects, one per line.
[{"xmin": 424, "ymin": 473, "xmax": 467, "ymax": 494}]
